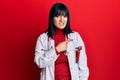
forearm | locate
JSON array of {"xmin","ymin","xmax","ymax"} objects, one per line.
[{"xmin": 34, "ymin": 48, "xmax": 58, "ymax": 68}]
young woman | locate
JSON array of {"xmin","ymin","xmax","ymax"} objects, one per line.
[{"xmin": 34, "ymin": 3, "xmax": 89, "ymax": 80}]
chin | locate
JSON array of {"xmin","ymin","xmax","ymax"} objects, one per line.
[
  {"xmin": 59, "ymin": 26, "xmax": 66, "ymax": 29},
  {"xmin": 59, "ymin": 27, "xmax": 65, "ymax": 29}
]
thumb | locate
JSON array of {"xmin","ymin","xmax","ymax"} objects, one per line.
[
  {"xmin": 65, "ymin": 40, "xmax": 68, "ymax": 44},
  {"xmin": 68, "ymin": 39, "xmax": 73, "ymax": 42}
]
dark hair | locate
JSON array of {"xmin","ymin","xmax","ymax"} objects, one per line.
[{"xmin": 47, "ymin": 3, "xmax": 73, "ymax": 39}]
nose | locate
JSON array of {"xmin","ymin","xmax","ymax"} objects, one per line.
[{"xmin": 60, "ymin": 16, "xmax": 64, "ymax": 22}]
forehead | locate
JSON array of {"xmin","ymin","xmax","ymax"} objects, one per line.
[
  {"xmin": 58, "ymin": 10, "xmax": 66, "ymax": 15},
  {"xmin": 54, "ymin": 9, "xmax": 67, "ymax": 16}
]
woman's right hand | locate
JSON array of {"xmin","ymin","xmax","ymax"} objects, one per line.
[{"xmin": 55, "ymin": 40, "xmax": 71, "ymax": 53}]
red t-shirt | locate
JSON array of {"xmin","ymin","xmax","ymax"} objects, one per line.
[{"xmin": 54, "ymin": 29, "xmax": 71, "ymax": 80}]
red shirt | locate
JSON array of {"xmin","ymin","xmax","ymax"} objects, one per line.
[{"xmin": 54, "ymin": 29, "xmax": 71, "ymax": 80}]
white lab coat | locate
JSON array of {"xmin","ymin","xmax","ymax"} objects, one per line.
[{"xmin": 34, "ymin": 31, "xmax": 89, "ymax": 80}]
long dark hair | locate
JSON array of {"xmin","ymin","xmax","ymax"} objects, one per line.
[{"xmin": 47, "ymin": 3, "xmax": 73, "ymax": 39}]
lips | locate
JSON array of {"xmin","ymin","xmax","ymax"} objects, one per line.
[{"xmin": 59, "ymin": 23, "xmax": 64, "ymax": 26}]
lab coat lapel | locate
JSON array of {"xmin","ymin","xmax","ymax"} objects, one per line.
[{"xmin": 47, "ymin": 37, "xmax": 55, "ymax": 50}]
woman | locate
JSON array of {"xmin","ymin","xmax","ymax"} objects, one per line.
[{"xmin": 34, "ymin": 3, "xmax": 89, "ymax": 80}]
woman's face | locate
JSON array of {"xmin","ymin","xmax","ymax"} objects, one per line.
[{"xmin": 53, "ymin": 15, "xmax": 68, "ymax": 29}]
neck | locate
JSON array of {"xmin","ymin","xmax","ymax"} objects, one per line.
[{"xmin": 54, "ymin": 28, "xmax": 64, "ymax": 35}]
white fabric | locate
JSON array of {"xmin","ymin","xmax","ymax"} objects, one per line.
[{"xmin": 34, "ymin": 31, "xmax": 89, "ymax": 80}]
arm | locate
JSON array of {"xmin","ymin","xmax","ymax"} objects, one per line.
[
  {"xmin": 34, "ymin": 35, "xmax": 58, "ymax": 68},
  {"xmin": 75, "ymin": 32, "xmax": 89, "ymax": 80}
]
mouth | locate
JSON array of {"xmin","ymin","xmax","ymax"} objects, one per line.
[{"xmin": 59, "ymin": 23, "xmax": 65, "ymax": 26}]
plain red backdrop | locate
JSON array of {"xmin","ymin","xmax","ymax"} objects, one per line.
[{"xmin": 0, "ymin": 0, "xmax": 120, "ymax": 80}]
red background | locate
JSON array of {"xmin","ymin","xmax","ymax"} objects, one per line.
[{"xmin": 0, "ymin": 0, "xmax": 120, "ymax": 80}]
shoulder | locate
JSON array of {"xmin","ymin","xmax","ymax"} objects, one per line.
[
  {"xmin": 69, "ymin": 31, "xmax": 82, "ymax": 38},
  {"xmin": 69, "ymin": 31, "xmax": 84, "ymax": 45},
  {"xmin": 37, "ymin": 32, "xmax": 48, "ymax": 41}
]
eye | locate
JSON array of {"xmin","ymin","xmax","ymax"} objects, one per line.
[
  {"xmin": 56, "ymin": 15, "xmax": 59, "ymax": 17},
  {"xmin": 63, "ymin": 15, "xmax": 67, "ymax": 17},
  {"xmin": 61, "ymin": 12, "xmax": 67, "ymax": 17},
  {"xmin": 55, "ymin": 12, "xmax": 61, "ymax": 17}
]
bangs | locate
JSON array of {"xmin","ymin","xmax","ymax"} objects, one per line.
[{"xmin": 54, "ymin": 9, "xmax": 68, "ymax": 17}]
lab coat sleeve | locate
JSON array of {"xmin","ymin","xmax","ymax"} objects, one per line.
[
  {"xmin": 34, "ymin": 36, "xmax": 58, "ymax": 68},
  {"xmin": 75, "ymin": 32, "xmax": 89, "ymax": 80}
]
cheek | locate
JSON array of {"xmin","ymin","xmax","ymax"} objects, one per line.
[
  {"xmin": 53, "ymin": 19, "xmax": 59, "ymax": 24},
  {"xmin": 65, "ymin": 18, "xmax": 68, "ymax": 23},
  {"xmin": 53, "ymin": 20, "xmax": 59, "ymax": 27},
  {"xmin": 65, "ymin": 18, "xmax": 68, "ymax": 21}
]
